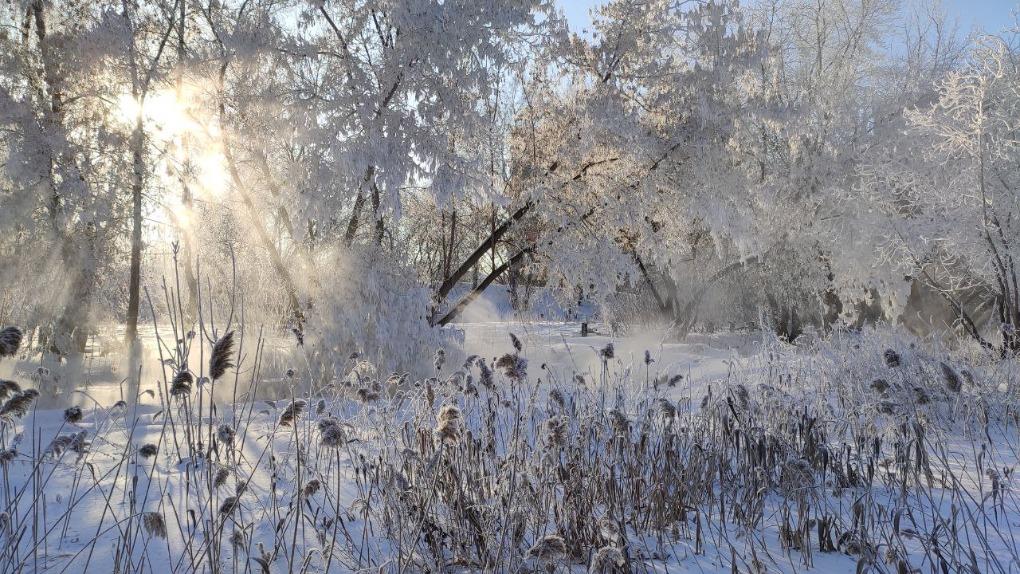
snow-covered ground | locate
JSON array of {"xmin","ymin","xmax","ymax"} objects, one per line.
[{"xmin": 0, "ymin": 322, "xmax": 1017, "ymax": 573}]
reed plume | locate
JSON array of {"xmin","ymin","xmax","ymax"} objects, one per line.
[
  {"xmin": 278, "ymin": 400, "xmax": 306, "ymax": 426},
  {"xmin": 0, "ymin": 389, "xmax": 39, "ymax": 423},
  {"xmin": 142, "ymin": 512, "xmax": 167, "ymax": 539},
  {"xmin": 209, "ymin": 331, "xmax": 235, "ymax": 380},
  {"xmin": 0, "ymin": 327, "xmax": 23, "ymax": 358}
]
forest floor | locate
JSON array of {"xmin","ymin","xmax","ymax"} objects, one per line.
[{"xmin": 0, "ymin": 321, "xmax": 1017, "ymax": 573}]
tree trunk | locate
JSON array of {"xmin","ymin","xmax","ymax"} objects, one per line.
[
  {"xmin": 433, "ymin": 200, "xmax": 534, "ymax": 311},
  {"xmin": 125, "ymin": 116, "xmax": 145, "ymax": 344},
  {"xmin": 437, "ymin": 247, "xmax": 534, "ymax": 326},
  {"xmin": 372, "ymin": 181, "xmax": 384, "ymax": 244},
  {"xmin": 343, "ymin": 166, "xmax": 375, "ymax": 246}
]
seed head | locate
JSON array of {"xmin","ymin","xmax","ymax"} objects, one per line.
[
  {"xmin": 170, "ymin": 371, "xmax": 193, "ymax": 397},
  {"xmin": 0, "ymin": 327, "xmax": 23, "ymax": 358},
  {"xmin": 209, "ymin": 331, "xmax": 235, "ymax": 380},
  {"xmin": 217, "ymin": 424, "xmax": 236, "ymax": 445},
  {"xmin": 64, "ymin": 405, "xmax": 83, "ymax": 424}
]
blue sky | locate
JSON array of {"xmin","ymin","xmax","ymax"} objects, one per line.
[{"xmin": 557, "ymin": 0, "xmax": 1019, "ymax": 37}]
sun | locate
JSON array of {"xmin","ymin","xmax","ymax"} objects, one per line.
[
  {"xmin": 115, "ymin": 89, "xmax": 204, "ymax": 137},
  {"xmin": 115, "ymin": 86, "xmax": 232, "ymax": 241}
]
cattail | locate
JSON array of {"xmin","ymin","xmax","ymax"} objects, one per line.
[
  {"xmin": 214, "ymin": 467, "xmax": 231, "ymax": 488},
  {"xmin": 438, "ymin": 405, "xmax": 462, "ymax": 424},
  {"xmin": 598, "ymin": 516, "xmax": 624, "ymax": 546},
  {"xmin": 217, "ymin": 424, "xmax": 236, "ymax": 445},
  {"xmin": 644, "ymin": 350, "xmax": 653, "ymax": 365},
  {"xmin": 302, "ymin": 479, "xmax": 321, "ymax": 497},
  {"xmin": 667, "ymin": 374, "xmax": 683, "ymax": 387},
  {"xmin": 278, "ymin": 400, "xmax": 306, "ymax": 427},
  {"xmin": 608, "ymin": 409, "xmax": 629, "ymax": 435},
  {"xmin": 462, "ymin": 354, "xmax": 480, "ymax": 370},
  {"xmin": 356, "ymin": 388, "xmax": 379, "ymax": 402},
  {"xmin": 495, "ymin": 353, "xmax": 527, "ymax": 380},
  {"xmin": 315, "ymin": 399, "xmax": 326, "ymax": 415},
  {"xmin": 46, "ymin": 435, "xmax": 75, "ymax": 458},
  {"xmin": 544, "ymin": 416, "xmax": 567, "ymax": 448},
  {"xmin": 733, "ymin": 384, "xmax": 749, "ymax": 407},
  {"xmin": 870, "ymin": 379, "xmax": 890, "ymax": 394},
  {"xmin": 230, "ymin": 529, "xmax": 247, "ymax": 549},
  {"xmin": 0, "ymin": 449, "xmax": 15, "ymax": 464},
  {"xmin": 433, "ymin": 348, "xmax": 446, "ymax": 372},
  {"xmin": 913, "ymin": 385, "xmax": 931, "ymax": 404},
  {"xmin": 319, "ymin": 417, "xmax": 346, "ymax": 448},
  {"xmin": 426, "ymin": 380, "xmax": 436, "ymax": 406},
  {"xmin": 318, "ymin": 416, "xmax": 340, "ymax": 433},
  {"xmin": 549, "ymin": 389, "xmax": 565, "ymax": 409},
  {"xmin": 940, "ymin": 362, "xmax": 962, "ymax": 393},
  {"xmin": 219, "ymin": 496, "xmax": 239, "ymax": 516},
  {"xmin": 476, "ymin": 358, "xmax": 494, "ymax": 388},
  {"xmin": 0, "ymin": 380, "xmax": 21, "ymax": 401},
  {"xmin": 70, "ymin": 431, "xmax": 89, "ymax": 455},
  {"xmin": 590, "ymin": 546, "xmax": 627, "ymax": 572},
  {"xmin": 139, "ymin": 443, "xmax": 158, "ymax": 458},
  {"xmin": 509, "ymin": 333, "xmax": 523, "ymax": 352},
  {"xmin": 657, "ymin": 398, "xmax": 676, "ymax": 419},
  {"xmin": 574, "ymin": 374, "xmax": 586, "ymax": 386},
  {"xmin": 527, "ymin": 534, "xmax": 567, "ymax": 563},
  {"xmin": 463, "ymin": 376, "xmax": 478, "ymax": 396},
  {"xmin": 434, "ymin": 404, "xmax": 463, "ymax": 445},
  {"xmin": 599, "ymin": 343, "xmax": 615, "ymax": 361},
  {"xmin": 64, "ymin": 405, "xmax": 83, "ymax": 424},
  {"xmin": 0, "ymin": 327, "xmax": 23, "ymax": 358},
  {"xmin": 45, "ymin": 432, "xmax": 88, "ymax": 458},
  {"xmin": 0, "ymin": 389, "xmax": 39, "ymax": 423},
  {"xmin": 142, "ymin": 512, "xmax": 167, "ymax": 538},
  {"xmin": 170, "ymin": 371, "xmax": 193, "ymax": 397},
  {"xmin": 209, "ymin": 331, "xmax": 235, "ymax": 380},
  {"xmin": 884, "ymin": 349, "xmax": 901, "ymax": 368}
]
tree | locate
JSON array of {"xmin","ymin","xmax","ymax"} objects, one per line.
[{"xmin": 864, "ymin": 34, "xmax": 1020, "ymax": 354}]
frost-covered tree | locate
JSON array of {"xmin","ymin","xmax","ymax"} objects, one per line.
[{"xmin": 864, "ymin": 34, "xmax": 1020, "ymax": 353}]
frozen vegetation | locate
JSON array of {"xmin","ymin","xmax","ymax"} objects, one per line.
[
  {"xmin": 1, "ymin": 0, "xmax": 1019, "ymax": 572},
  {"xmin": 1, "ymin": 316, "xmax": 1019, "ymax": 573}
]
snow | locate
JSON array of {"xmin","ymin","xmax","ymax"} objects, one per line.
[{"xmin": 2, "ymin": 321, "xmax": 1016, "ymax": 573}]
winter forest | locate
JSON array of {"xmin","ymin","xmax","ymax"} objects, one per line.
[{"xmin": 1, "ymin": 0, "xmax": 1019, "ymax": 572}]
